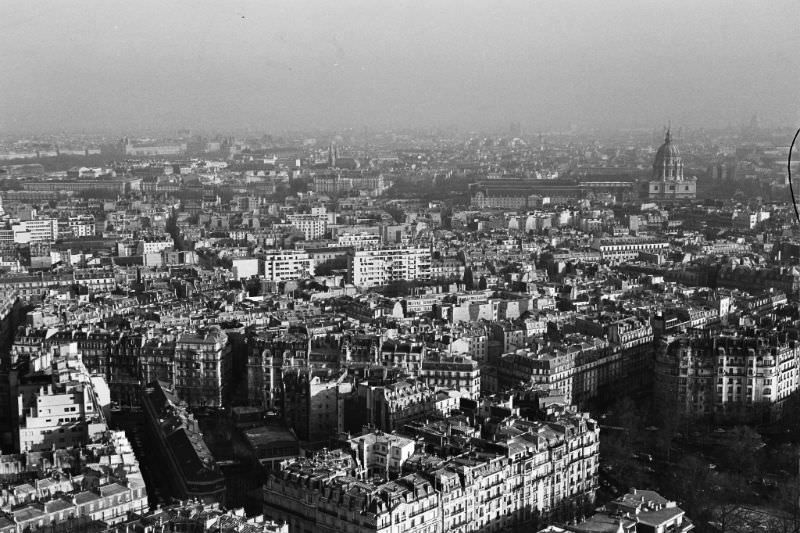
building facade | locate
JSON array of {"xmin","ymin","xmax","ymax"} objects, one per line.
[
  {"xmin": 287, "ymin": 213, "xmax": 328, "ymax": 241},
  {"xmin": 348, "ymin": 247, "xmax": 432, "ymax": 288},
  {"xmin": 13, "ymin": 346, "xmax": 108, "ymax": 453},
  {"xmin": 174, "ymin": 328, "xmax": 230, "ymax": 408},
  {"xmin": 655, "ymin": 329, "xmax": 800, "ymax": 420},
  {"xmin": 264, "ymin": 409, "xmax": 599, "ymax": 533},
  {"xmin": 646, "ymin": 129, "xmax": 697, "ymax": 201},
  {"xmin": 261, "ymin": 251, "xmax": 315, "ymax": 282},
  {"xmin": 419, "ymin": 355, "xmax": 481, "ymax": 400}
]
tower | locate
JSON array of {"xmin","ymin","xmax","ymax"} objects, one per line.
[{"xmin": 328, "ymin": 143, "xmax": 338, "ymax": 168}]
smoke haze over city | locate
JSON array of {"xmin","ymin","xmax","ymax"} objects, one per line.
[
  {"xmin": 3, "ymin": 2, "xmax": 800, "ymax": 532},
  {"xmin": 1, "ymin": 0, "xmax": 798, "ymax": 134}
]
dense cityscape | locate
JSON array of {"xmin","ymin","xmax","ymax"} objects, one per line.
[
  {"xmin": 2, "ymin": 1, "xmax": 800, "ymax": 532},
  {"xmin": 0, "ymin": 121, "xmax": 797, "ymax": 533}
]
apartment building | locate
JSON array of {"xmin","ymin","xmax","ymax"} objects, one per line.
[
  {"xmin": 10, "ymin": 326, "xmax": 234, "ymax": 410},
  {"xmin": 112, "ymin": 334, "xmax": 176, "ymax": 407},
  {"xmin": 261, "ymin": 250, "xmax": 315, "ymax": 282},
  {"xmin": 281, "ymin": 368, "xmax": 351, "ymax": 444},
  {"xmin": 483, "ymin": 327, "xmax": 653, "ymax": 408},
  {"xmin": 13, "ymin": 346, "xmax": 108, "ymax": 453},
  {"xmin": 174, "ymin": 327, "xmax": 230, "ymax": 408},
  {"xmin": 348, "ymin": 247, "xmax": 432, "ymax": 288},
  {"xmin": 490, "ymin": 336, "xmax": 618, "ymax": 409},
  {"xmin": 265, "ymin": 409, "xmax": 598, "ymax": 533},
  {"xmin": 312, "ymin": 172, "xmax": 389, "ymax": 196},
  {"xmin": 136, "ymin": 235, "xmax": 174, "ymax": 255},
  {"xmin": 263, "ymin": 449, "xmax": 440, "ymax": 533},
  {"xmin": 68, "ymin": 215, "xmax": 96, "ymax": 238},
  {"xmin": 450, "ymin": 325, "xmax": 490, "ymax": 362},
  {"xmin": 352, "ymin": 379, "xmax": 439, "ymax": 432},
  {"xmin": 490, "ymin": 322, "xmax": 527, "ymax": 353},
  {"xmin": 247, "ymin": 328, "xmax": 310, "ymax": 409},
  {"xmin": 419, "ymin": 355, "xmax": 481, "ymax": 400},
  {"xmin": 231, "ymin": 256, "xmax": 259, "ymax": 279},
  {"xmin": 573, "ymin": 315, "xmax": 655, "ymax": 395},
  {"xmin": 8, "ymin": 218, "xmax": 59, "ymax": 243},
  {"xmin": 379, "ymin": 339, "xmax": 426, "ymax": 373},
  {"xmin": 590, "ymin": 236, "xmax": 669, "ymax": 263},
  {"xmin": 430, "ymin": 257, "xmax": 465, "ymax": 281},
  {"xmin": 287, "ymin": 213, "xmax": 327, "ymax": 240},
  {"xmin": 337, "ymin": 232, "xmax": 381, "ymax": 249},
  {"xmin": 404, "ymin": 294, "xmax": 443, "ymax": 315},
  {"xmin": 655, "ymin": 329, "xmax": 800, "ymax": 420},
  {"xmin": 715, "ymin": 266, "xmax": 800, "ymax": 296}
]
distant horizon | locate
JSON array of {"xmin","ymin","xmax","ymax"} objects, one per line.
[
  {"xmin": 2, "ymin": 121, "xmax": 798, "ymax": 142},
  {"xmin": 2, "ymin": 0, "xmax": 798, "ymax": 136}
]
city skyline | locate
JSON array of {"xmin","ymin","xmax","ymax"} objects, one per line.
[{"xmin": 1, "ymin": 3, "xmax": 799, "ymax": 533}]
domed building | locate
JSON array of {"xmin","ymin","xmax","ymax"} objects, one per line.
[{"xmin": 646, "ymin": 128, "xmax": 696, "ymax": 200}]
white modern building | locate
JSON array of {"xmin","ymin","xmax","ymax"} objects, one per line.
[
  {"xmin": 136, "ymin": 236, "xmax": 174, "ymax": 255},
  {"xmin": 348, "ymin": 247, "xmax": 432, "ymax": 288},
  {"xmin": 262, "ymin": 250, "xmax": 315, "ymax": 282},
  {"xmin": 7, "ymin": 218, "xmax": 59, "ymax": 243},
  {"xmin": 14, "ymin": 344, "xmax": 109, "ymax": 452},
  {"xmin": 231, "ymin": 257, "xmax": 259, "ymax": 280},
  {"xmin": 68, "ymin": 215, "xmax": 96, "ymax": 237},
  {"xmin": 337, "ymin": 232, "xmax": 380, "ymax": 249},
  {"xmin": 287, "ymin": 213, "xmax": 328, "ymax": 240},
  {"xmin": 590, "ymin": 236, "xmax": 669, "ymax": 262}
]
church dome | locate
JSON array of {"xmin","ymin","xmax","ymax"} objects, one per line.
[
  {"xmin": 652, "ymin": 129, "xmax": 683, "ymax": 180},
  {"xmin": 655, "ymin": 130, "xmax": 680, "ymax": 160}
]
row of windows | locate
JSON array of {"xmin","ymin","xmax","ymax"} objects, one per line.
[{"xmin": 651, "ymin": 184, "xmax": 692, "ymax": 191}]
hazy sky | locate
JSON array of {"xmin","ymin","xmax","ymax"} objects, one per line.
[{"xmin": 1, "ymin": 0, "xmax": 797, "ymax": 134}]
